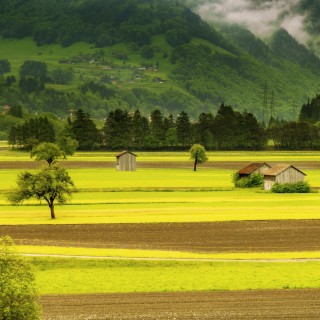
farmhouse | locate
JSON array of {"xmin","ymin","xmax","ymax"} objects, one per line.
[
  {"xmin": 263, "ymin": 165, "xmax": 306, "ymax": 190},
  {"xmin": 116, "ymin": 151, "xmax": 137, "ymax": 171},
  {"xmin": 237, "ymin": 162, "xmax": 271, "ymax": 178}
]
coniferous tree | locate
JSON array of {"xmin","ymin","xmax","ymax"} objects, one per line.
[
  {"xmin": 196, "ymin": 112, "xmax": 215, "ymax": 149},
  {"xmin": 176, "ymin": 111, "xmax": 191, "ymax": 146},
  {"xmin": 8, "ymin": 105, "xmax": 23, "ymax": 118},
  {"xmin": 131, "ymin": 109, "xmax": 150, "ymax": 149},
  {"xmin": 150, "ymin": 109, "xmax": 165, "ymax": 147},
  {"xmin": 71, "ymin": 109, "xmax": 100, "ymax": 150},
  {"xmin": 103, "ymin": 109, "xmax": 132, "ymax": 149},
  {"xmin": 8, "ymin": 117, "xmax": 55, "ymax": 148}
]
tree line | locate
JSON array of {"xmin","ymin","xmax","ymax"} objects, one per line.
[{"xmin": 8, "ymin": 103, "xmax": 320, "ymax": 151}]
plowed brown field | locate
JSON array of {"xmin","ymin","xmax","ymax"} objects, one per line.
[
  {"xmin": 2, "ymin": 220, "xmax": 320, "ymax": 252},
  {"xmin": 41, "ymin": 289, "xmax": 320, "ymax": 319}
]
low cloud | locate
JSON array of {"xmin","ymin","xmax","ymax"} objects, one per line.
[{"xmin": 186, "ymin": 0, "xmax": 310, "ymax": 45}]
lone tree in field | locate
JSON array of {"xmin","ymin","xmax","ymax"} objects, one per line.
[
  {"xmin": 0, "ymin": 236, "xmax": 41, "ymax": 320},
  {"xmin": 56, "ymin": 136, "xmax": 79, "ymax": 156},
  {"xmin": 8, "ymin": 166, "xmax": 75, "ymax": 219},
  {"xmin": 189, "ymin": 144, "xmax": 208, "ymax": 171},
  {"xmin": 31, "ymin": 142, "xmax": 67, "ymax": 166}
]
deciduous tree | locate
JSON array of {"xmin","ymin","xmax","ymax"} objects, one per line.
[
  {"xmin": 189, "ymin": 143, "xmax": 208, "ymax": 171},
  {"xmin": 0, "ymin": 236, "xmax": 41, "ymax": 320},
  {"xmin": 31, "ymin": 142, "xmax": 66, "ymax": 166},
  {"xmin": 8, "ymin": 166, "xmax": 75, "ymax": 219}
]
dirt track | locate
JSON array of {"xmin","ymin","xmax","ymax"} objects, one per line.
[
  {"xmin": 2, "ymin": 220, "xmax": 320, "ymax": 252},
  {"xmin": 41, "ymin": 289, "xmax": 320, "ymax": 319}
]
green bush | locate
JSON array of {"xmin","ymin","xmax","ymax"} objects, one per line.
[
  {"xmin": 271, "ymin": 181, "xmax": 311, "ymax": 193},
  {"xmin": 233, "ymin": 173, "xmax": 264, "ymax": 188}
]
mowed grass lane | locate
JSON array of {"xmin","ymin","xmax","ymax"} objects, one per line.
[
  {"xmin": 32, "ymin": 257, "xmax": 320, "ymax": 294},
  {"xmin": 1, "ymin": 189, "xmax": 320, "ymax": 224}
]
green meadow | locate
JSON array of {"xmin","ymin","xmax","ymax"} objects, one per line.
[
  {"xmin": 1, "ymin": 189, "xmax": 320, "ymax": 225},
  {"xmin": 2, "ymin": 149, "xmax": 320, "ymax": 293},
  {"xmin": 32, "ymin": 257, "xmax": 320, "ymax": 294},
  {"xmin": 0, "ymin": 165, "xmax": 319, "ymax": 225}
]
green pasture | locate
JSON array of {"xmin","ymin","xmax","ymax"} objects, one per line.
[
  {"xmin": 0, "ymin": 167, "xmax": 319, "ymax": 191},
  {"xmin": 1, "ymin": 188, "xmax": 320, "ymax": 224},
  {"xmin": 0, "ymin": 168, "xmax": 233, "ymax": 191},
  {"xmin": 32, "ymin": 257, "xmax": 320, "ymax": 294},
  {"xmin": 0, "ymin": 36, "xmax": 177, "ymax": 93},
  {"xmin": 1, "ymin": 165, "xmax": 319, "ymax": 224}
]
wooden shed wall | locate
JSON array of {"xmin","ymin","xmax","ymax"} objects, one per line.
[
  {"xmin": 117, "ymin": 153, "xmax": 136, "ymax": 171},
  {"xmin": 264, "ymin": 167, "xmax": 305, "ymax": 190},
  {"xmin": 264, "ymin": 176, "xmax": 276, "ymax": 191},
  {"xmin": 276, "ymin": 167, "xmax": 305, "ymax": 184}
]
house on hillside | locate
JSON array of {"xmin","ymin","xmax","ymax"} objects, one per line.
[
  {"xmin": 237, "ymin": 162, "xmax": 271, "ymax": 179},
  {"xmin": 263, "ymin": 165, "xmax": 306, "ymax": 190},
  {"xmin": 116, "ymin": 151, "xmax": 137, "ymax": 171}
]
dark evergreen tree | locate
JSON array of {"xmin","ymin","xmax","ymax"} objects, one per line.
[
  {"xmin": 8, "ymin": 105, "xmax": 23, "ymax": 118},
  {"xmin": 19, "ymin": 61, "xmax": 47, "ymax": 79},
  {"xmin": 212, "ymin": 103, "xmax": 237, "ymax": 149},
  {"xmin": 150, "ymin": 109, "xmax": 165, "ymax": 147},
  {"xmin": 103, "ymin": 109, "xmax": 132, "ymax": 149},
  {"xmin": 268, "ymin": 120, "xmax": 320, "ymax": 150},
  {"xmin": 131, "ymin": 109, "xmax": 150, "ymax": 149},
  {"xmin": 299, "ymin": 95, "xmax": 320, "ymax": 123},
  {"xmin": 0, "ymin": 59, "xmax": 10, "ymax": 75},
  {"xmin": 176, "ymin": 111, "xmax": 191, "ymax": 146},
  {"xmin": 71, "ymin": 109, "xmax": 100, "ymax": 150},
  {"xmin": 8, "ymin": 117, "xmax": 55, "ymax": 148},
  {"xmin": 196, "ymin": 112, "xmax": 215, "ymax": 148},
  {"xmin": 163, "ymin": 114, "xmax": 175, "ymax": 132}
]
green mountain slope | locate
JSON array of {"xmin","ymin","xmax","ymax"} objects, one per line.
[{"xmin": 0, "ymin": 0, "xmax": 319, "ymax": 121}]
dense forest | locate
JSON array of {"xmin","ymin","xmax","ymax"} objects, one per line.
[
  {"xmin": 6, "ymin": 102, "xmax": 320, "ymax": 151},
  {"xmin": 1, "ymin": 0, "xmax": 320, "ymax": 125}
]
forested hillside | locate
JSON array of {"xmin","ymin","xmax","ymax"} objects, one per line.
[{"xmin": 0, "ymin": 0, "xmax": 320, "ymax": 126}]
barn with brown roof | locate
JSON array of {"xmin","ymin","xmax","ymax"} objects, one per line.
[
  {"xmin": 263, "ymin": 165, "xmax": 306, "ymax": 190},
  {"xmin": 237, "ymin": 162, "xmax": 271, "ymax": 179},
  {"xmin": 116, "ymin": 151, "xmax": 137, "ymax": 171}
]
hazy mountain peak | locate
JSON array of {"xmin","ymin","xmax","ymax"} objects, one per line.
[{"xmin": 181, "ymin": 0, "xmax": 318, "ymax": 54}]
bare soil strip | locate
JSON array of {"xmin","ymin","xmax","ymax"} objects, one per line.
[
  {"xmin": 40, "ymin": 289, "xmax": 320, "ymax": 320},
  {"xmin": 2, "ymin": 220, "xmax": 320, "ymax": 252},
  {"xmin": 1, "ymin": 160, "xmax": 320, "ymax": 169}
]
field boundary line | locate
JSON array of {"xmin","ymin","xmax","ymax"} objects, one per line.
[{"xmin": 22, "ymin": 253, "xmax": 320, "ymax": 263}]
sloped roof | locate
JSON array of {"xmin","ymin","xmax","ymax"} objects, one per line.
[
  {"xmin": 237, "ymin": 162, "xmax": 271, "ymax": 175},
  {"xmin": 264, "ymin": 164, "xmax": 306, "ymax": 176},
  {"xmin": 116, "ymin": 150, "xmax": 137, "ymax": 158}
]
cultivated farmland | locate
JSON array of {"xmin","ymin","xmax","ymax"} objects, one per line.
[{"xmin": 1, "ymin": 149, "xmax": 320, "ymax": 319}]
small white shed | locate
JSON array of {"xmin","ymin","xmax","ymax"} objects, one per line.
[{"xmin": 116, "ymin": 151, "xmax": 137, "ymax": 171}]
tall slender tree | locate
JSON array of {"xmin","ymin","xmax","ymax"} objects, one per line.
[
  {"xmin": 71, "ymin": 109, "xmax": 100, "ymax": 150},
  {"xmin": 176, "ymin": 111, "xmax": 191, "ymax": 146}
]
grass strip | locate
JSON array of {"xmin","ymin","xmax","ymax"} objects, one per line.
[
  {"xmin": 31, "ymin": 257, "xmax": 320, "ymax": 294},
  {"xmin": 17, "ymin": 245, "xmax": 320, "ymax": 261}
]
